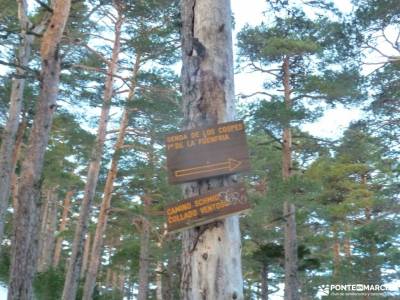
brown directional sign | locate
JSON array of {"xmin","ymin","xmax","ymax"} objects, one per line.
[
  {"xmin": 165, "ymin": 120, "xmax": 250, "ymax": 184},
  {"xmin": 165, "ymin": 184, "xmax": 250, "ymax": 232}
]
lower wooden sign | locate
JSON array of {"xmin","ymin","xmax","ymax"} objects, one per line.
[{"xmin": 165, "ymin": 184, "xmax": 250, "ymax": 232}]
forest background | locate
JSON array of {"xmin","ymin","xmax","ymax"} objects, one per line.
[{"xmin": 0, "ymin": 0, "xmax": 399, "ymax": 299}]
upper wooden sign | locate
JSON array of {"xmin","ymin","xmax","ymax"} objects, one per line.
[{"xmin": 165, "ymin": 120, "xmax": 250, "ymax": 184}]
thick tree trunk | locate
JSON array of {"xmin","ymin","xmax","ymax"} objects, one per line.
[
  {"xmin": 282, "ymin": 56, "xmax": 300, "ymax": 300},
  {"xmin": 0, "ymin": 0, "xmax": 47, "ymax": 243},
  {"xmin": 82, "ymin": 54, "xmax": 141, "ymax": 300},
  {"xmin": 61, "ymin": 4, "xmax": 123, "ymax": 299},
  {"xmin": 7, "ymin": 1, "xmax": 71, "ymax": 298},
  {"xmin": 261, "ymin": 264, "xmax": 268, "ymax": 300},
  {"xmin": 180, "ymin": 0, "xmax": 243, "ymax": 299},
  {"xmin": 38, "ymin": 189, "xmax": 58, "ymax": 272},
  {"xmin": 81, "ymin": 233, "xmax": 91, "ymax": 278},
  {"xmin": 137, "ymin": 217, "xmax": 151, "ymax": 300},
  {"xmin": 53, "ymin": 190, "xmax": 74, "ymax": 267}
]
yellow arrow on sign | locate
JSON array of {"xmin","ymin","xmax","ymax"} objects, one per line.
[{"xmin": 175, "ymin": 158, "xmax": 242, "ymax": 178}]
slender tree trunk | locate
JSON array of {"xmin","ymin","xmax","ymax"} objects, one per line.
[
  {"xmin": 119, "ymin": 273, "xmax": 125, "ymax": 296},
  {"xmin": 362, "ymin": 175, "xmax": 381, "ymax": 284},
  {"xmin": 261, "ymin": 264, "xmax": 268, "ymax": 300},
  {"xmin": 81, "ymin": 233, "xmax": 91, "ymax": 278},
  {"xmin": 332, "ymin": 228, "xmax": 340, "ymax": 277},
  {"xmin": 180, "ymin": 1, "xmax": 243, "ymax": 299},
  {"xmin": 333, "ymin": 241, "xmax": 340, "ymax": 275},
  {"xmin": 7, "ymin": 1, "xmax": 71, "ymax": 298},
  {"xmin": 38, "ymin": 189, "xmax": 58, "ymax": 272},
  {"xmin": 137, "ymin": 216, "xmax": 151, "ymax": 300},
  {"xmin": 10, "ymin": 118, "xmax": 28, "ymax": 214},
  {"xmin": 37, "ymin": 189, "xmax": 51, "ymax": 270},
  {"xmin": 106, "ymin": 267, "xmax": 112, "ymax": 288},
  {"xmin": 343, "ymin": 222, "xmax": 351, "ymax": 258},
  {"xmin": 62, "ymin": 4, "xmax": 123, "ymax": 299},
  {"xmin": 53, "ymin": 190, "xmax": 74, "ymax": 267},
  {"xmin": 82, "ymin": 54, "xmax": 141, "ymax": 300},
  {"xmin": 0, "ymin": 0, "xmax": 47, "ymax": 243},
  {"xmin": 282, "ymin": 56, "xmax": 300, "ymax": 300},
  {"xmin": 284, "ymin": 202, "xmax": 299, "ymax": 300},
  {"xmin": 156, "ymin": 260, "xmax": 163, "ymax": 300},
  {"xmin": 163, "ymin": 245, "xmax": 177, "ymax": 300}
]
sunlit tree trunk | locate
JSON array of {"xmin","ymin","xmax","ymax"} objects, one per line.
[
  {"xmin": 81, "ymin": 233, "xmax": 91, "ymax": 278},
  {"xmin": 0, "ymin": 0, "xmax": 47, "ymax": 243},
  {"xmin": 10, "ymin": 118, "xmax": 28, "ymax": 214},
  {"xmin": 38, "ymin": 188, "xmax": 58, "ymax": 272},
  {"xmin": 82, "ymin": 54, "xmax": 141, "ymax": 300},
  {"xmin": 53, "ymin": 190, "xmax": 74, "ymax": 267},
  {"xmin": 343, "ymin": 222, "xmax": 351, "ymax": 258},
  {"xmin": 61, "ymin": 3, "xmax": 123, "ymax": 299},
  {"xmin": 180, "ymin": 0, "xmax": 243, "ymax": 299},
  {"xmin": 8, "ymin": 1, "xmax": 71, "ymax": 298},
  {"xmin": 333, "ymin": 235, "xmax": 340, "ymax": 277}
]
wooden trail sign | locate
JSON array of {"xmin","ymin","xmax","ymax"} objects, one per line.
[
  {"xmin": 165, "ymin": 120, "xmax": 250, "ymax": 184},
  {"xmin": 165, "ymin": 184, "xmax": 250, "ymax": 232}
]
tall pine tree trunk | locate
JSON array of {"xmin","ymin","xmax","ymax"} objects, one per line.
[
  {"xmin": 61, "ymin": 3, "xmax": 123, "ymax": 299},
  {"xmin": 81, "ymin": 233, "xmax": 91, "ymax": 278},
  {"xmin": 261, "ymin": 264, "xmax": 268, "ymax": 300},
  {"xmin": 282, "ymin": 56, "xmax": 300, "ymax": 300},
  {"xmin": 53, "ymin": 190, "xmax": 74, "ymax": 267},
  {"xmin": 0, "ymin": 0, "xmax": 47, "ymax": 243},
  {"xmin": 137, "ymin": 216, "xmax": 151, "ymax": 300},
  {"xmin": 8, "ymin": 1, "xmax": 71, "ymax": 298},
  {"xmin": 38, "ymin": 189, "xmax": 58, "ymax": 272},
  {"xmin": 156, "ymin": 260, "xmax": 163, "ymax": 300},
  {"xmin": 10, "ymin": 118, "xmax": 28, "ymax": 214},
  {"xmin": 343, "ymin": 222, "xmax": 351, "ymax": 258},
  {"xmin": 180, "ymin": 0, "xmax": 243, "ymax": 299},
  {"xmin": 82, "ymin": 54, "xmax": 141, "ymax": 300}
]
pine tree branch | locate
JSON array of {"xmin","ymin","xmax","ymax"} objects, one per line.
[
  {"xmin": 238, "ymin": 91, "xmax": 275, "ymax": 99},
  {"xmin": 33, "ymin": 0, "xmax": 53, "ymax": 12}
]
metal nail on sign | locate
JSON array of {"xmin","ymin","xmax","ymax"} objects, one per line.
[
  {"xmin": 165, "ymin": 120, "xmax": 251, "ymax": 184},
  {"xmin": 165, "ymin": 184, "xmax": 250, "ymax": 232}
]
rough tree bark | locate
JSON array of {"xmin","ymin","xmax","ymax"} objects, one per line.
[
  {"xmin": 82, "ymin": 54, "xmax": 141, "ymax": 300},
  {"xmin": 38, "ymin": 189, "xmax": 58, "ymax": 272},
  {"xmin": 261, "ymin": 264, "xmax": 268, "ymax": 300},
  {"xmin": 156, "ymin": 260, "xmax": 163, "ymax": 300},
  {"xmin": 282, "ymin": 56, "xmax": 300, "ymax": 300},
  {"xmin": 0, "ymin": 0, "xmax": 48, "ymax": 243},
  {"xmin": 10, "ymin": 118, "xmax": 28, "ymax": 213},
  {"xmin": 7, "ymin": 1, "xmax": 71, "ymax": 298},
  {"xmin": 180, "ymin": 0, "xmax": 243, "ymax": 299},
  {"xmin": 53, "ymin": 190, "xmax": 74, "ymax": 267},
  {"xmin": 61, "ymin": 3, "xmax": 123, "ymax": 299},
  {"xmin": 137, "ymin": 216, "xmax": 151, "ymax": 300}
]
